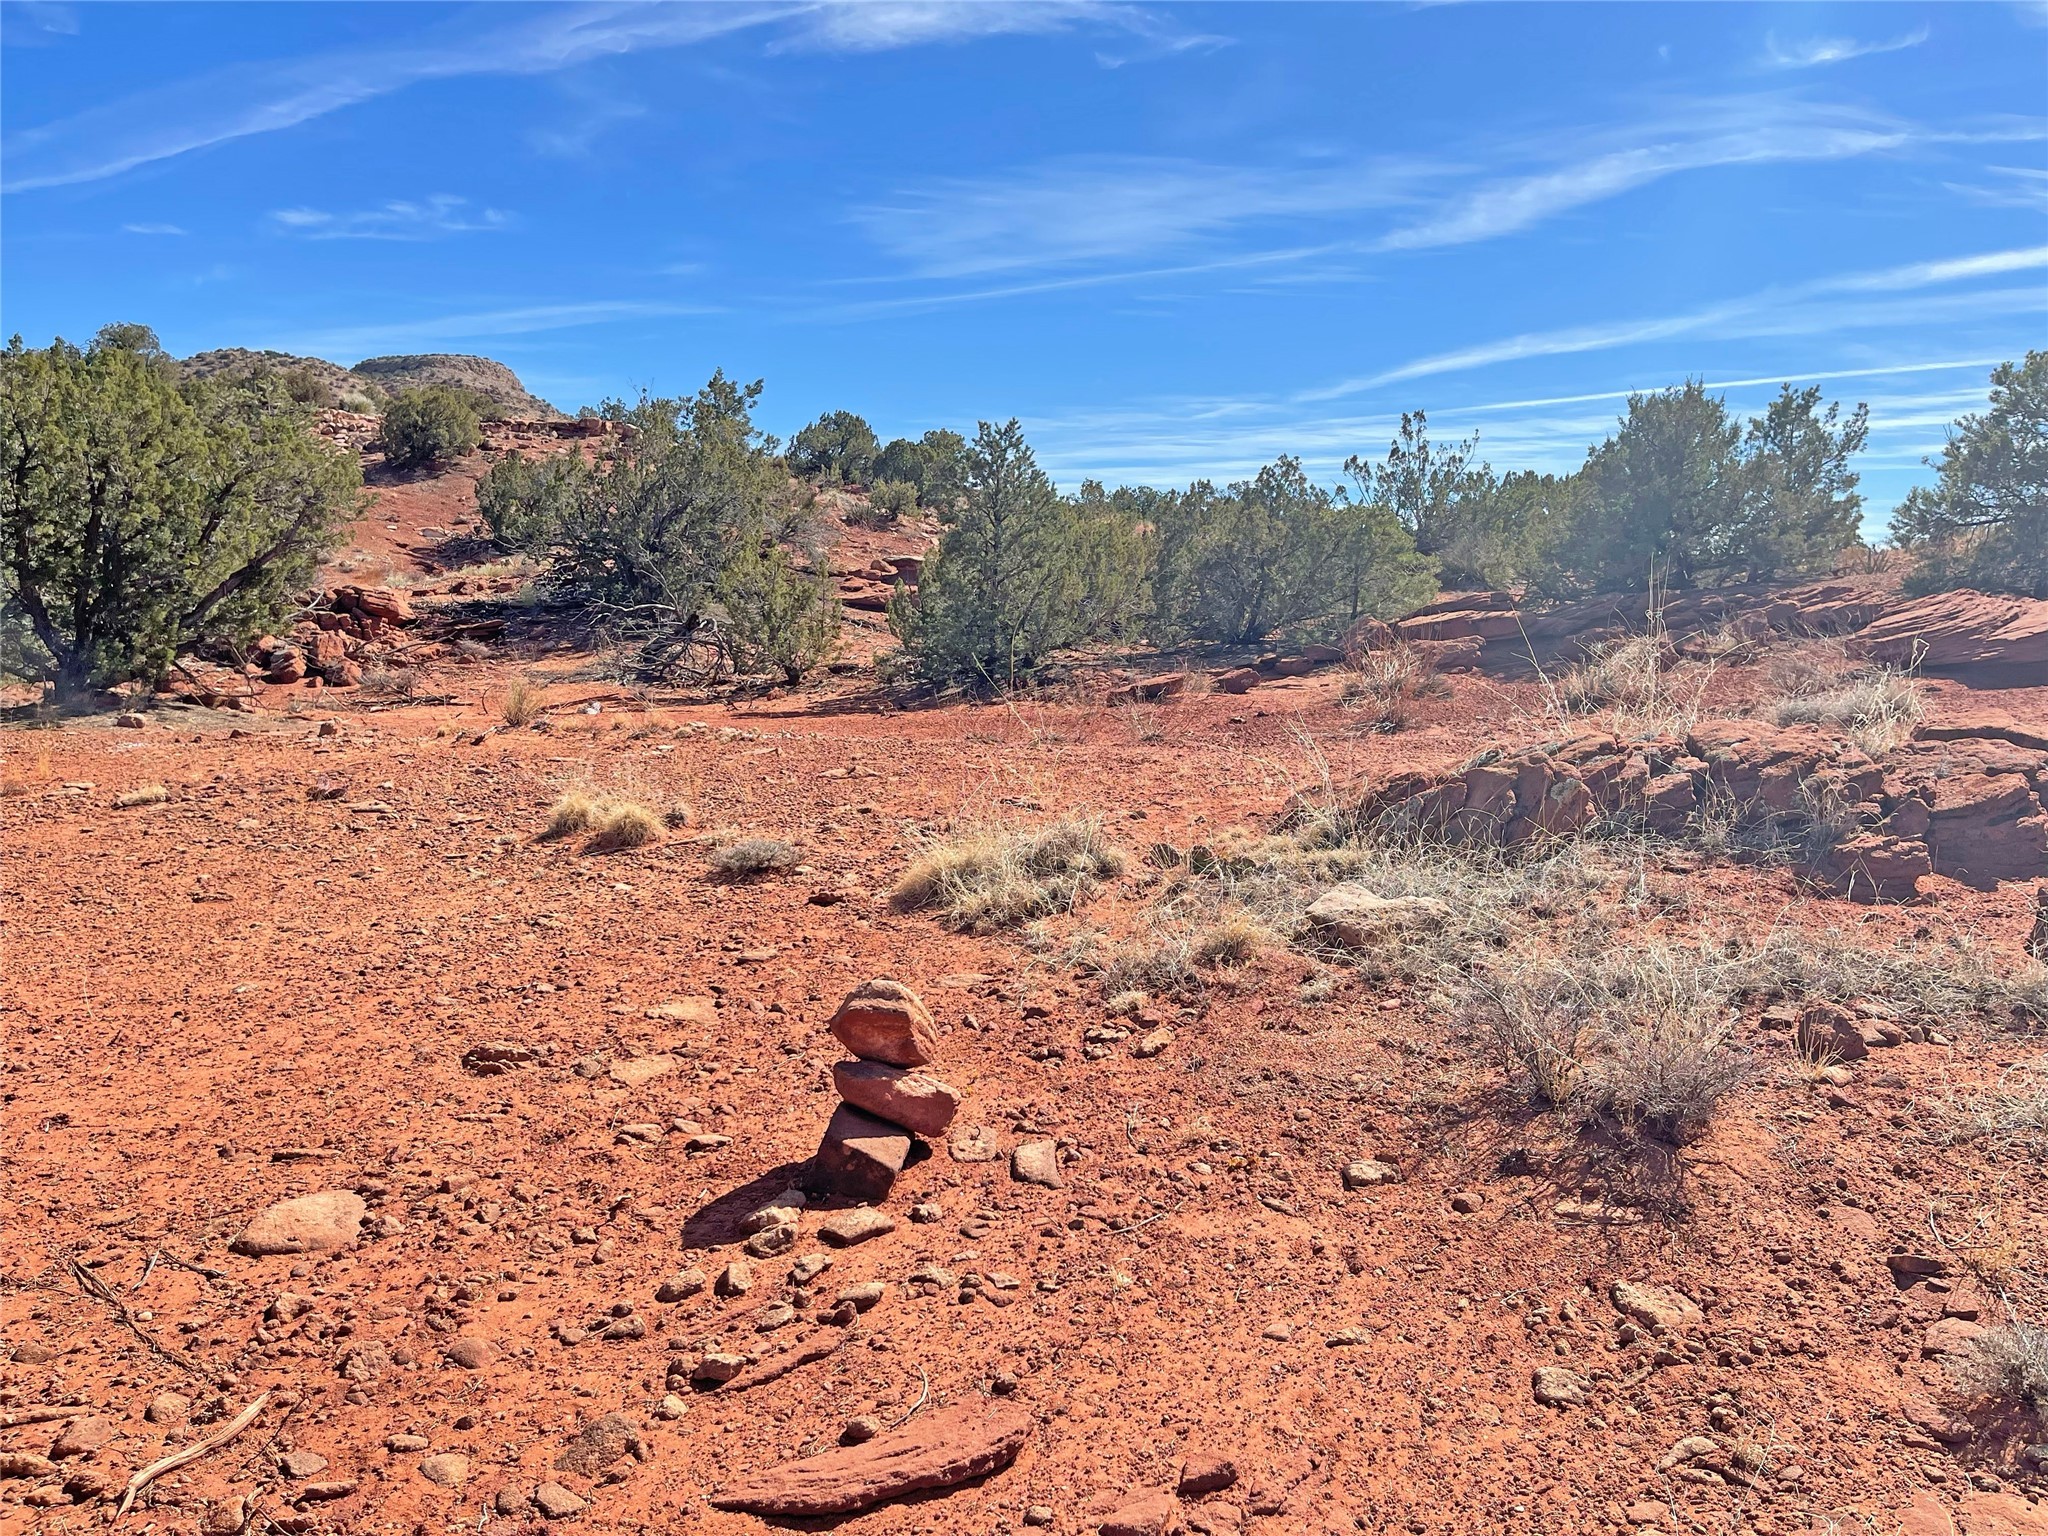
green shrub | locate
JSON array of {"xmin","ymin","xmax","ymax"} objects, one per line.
[
  {"xmin": 720, "ymin": 543, "xmax": 841, "ymax": 684},
  {"xmin": 891, "ymin": 420, "xmax": 1148, "ymax": 689},
  {"xmin": 1, "ymin": 331, "xmax": 359, "ymax": 698},
  {"xmin": 378, "ymin": 386, "xmax": 481, "ymax": 470},
  {"xmin": 859, "ymin": 478, "xmax": 918, "ymax": 526},
  {"xmin": 788, "ymin": 409, "xmax": 878, "ymax": 484}
]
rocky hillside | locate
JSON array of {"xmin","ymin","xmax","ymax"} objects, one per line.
[{"xmin": 178, "ymin": 348, "xmax": 564, "ymax": 421}]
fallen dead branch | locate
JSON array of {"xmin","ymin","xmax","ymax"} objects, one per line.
[
  {"xmin": 117, "ymin": 1391, "xmax": 271, "ymax": 1515},
  {"xmin": 68, "ymin": 1256, "xmax": 225, "ymax": 1386},
  {"xmin": 891, "ymin": 1362, "xmax": 930, "ymax": 1428}
]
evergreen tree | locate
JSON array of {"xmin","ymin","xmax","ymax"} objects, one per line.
[
  {"xmin": 1151, "ymin": 457, "xmax": 1434, "ymax": 642},
  {"xmin": 788, "ymin": 409, "xmax": 879, "ymax": 484},
  {"xmin": 2, "ymin": 332, "xmax": 359, "ymax": 697},
  {"xmin": 720, "ymin": 543, "xmax": 841, "ymax": 683},
  {"xmin": 1892, "ymin": 353, "xmax": 2047, "ymax": 599},
  {"xmin": 892, "ymin": 420, "xmax": 1135, "ymax": 688}
]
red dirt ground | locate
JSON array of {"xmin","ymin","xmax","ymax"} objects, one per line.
[{"xmin": 2, "ymin": 453, "xmax": 2044, "ymax": 1536}]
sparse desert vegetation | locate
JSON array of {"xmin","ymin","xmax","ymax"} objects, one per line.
[
  {"xmin": 895, "ymin": 816, "xmax": 1126, "ymax": 931},
  {"xmin": 3, "ymin": 334, "xmax": 2044, "ymax": 1536}
]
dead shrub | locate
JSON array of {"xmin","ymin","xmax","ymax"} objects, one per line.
[
  {"xmin": 1734, "ymin": 928, "xmax": 2048, "ymax": 1032},
  {"xmin": 1545, "ymin": 617, "xmax": 1716, "ymax": 736},
  {"xmin": 895, "ymin": 816, "xmax": 1125, "ymax": 932},
  {"xmin": 114, "ymin": 784, "xmax": 169, "ymax": 809},
  {"xmin": 1340, "ymin": 644, "xmax": 1449, "ymax": 732},
  {"xmin": 1468, "ymin": 943, "xmax": 1750, "ymax": 1143},
  {"xmin": 1947, "ymin": 1315, "xmax": 2048, "ymax": 1414},
  {"xmin": 1928, "ymin": 1058, "xmax": 2048, "ymax": 1151},
  {"xmin": 1098, "ymin": 933, "xmax": 1200, "ymax": 999},
  {"xmin": 1768, "ymin": 668, "xmax": 1923, "ymax": 756},
  {"xmin": 499, "ymin": 677, "xmax": 541, "ymax": 727},
  {"xmin": 710, "ymin": 837, "xmax": 800, "ymax": 879},
  {"xmin": 1763, "ymin": 642, "xmax": 1853, "ymax": 700}
]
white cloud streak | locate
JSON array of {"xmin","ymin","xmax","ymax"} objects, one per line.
[
  {"xmin": 277, "ymin": 299, "xmax": 719, "ymax": 359},
  {"xmin": 853, "ymin": 154, "xmax": 1430, "ymax": 279},
  {"xmin": 269, "ymin": 194, "xmax": 511, "ymax": 241},
  {"xmin": 1762, "ymin": 26, "xmax": 1930, "ymax": 70},
  {"xmin": 854, "ymin": 96, "xmax": 2022, "ymax": 286},
  {"xmin": 1304, "ymin": 245, "xmax": 2048, "ymax": 399},
  {"xmin": 1374, "ymin": 101, "xmax": 1916, "ymax": 253},
  {"xmin": 4, "ymin": 0, "xmax": 1166, "ymax": 193}
]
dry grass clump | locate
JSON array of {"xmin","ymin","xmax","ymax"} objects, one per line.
[
  {"xmin": 1467, "ymin": 942, "xmax": 1751, "ymax": 1144},
  {"xmin": 539, "ymin": 790, "xmax": 663, "ymax": 852},
  {"xmin": 710, "ymin": 836, "xmax": 800, "ymax": 879},
  {"xmin": 1948, "ymin": 1316, "xmax": 2048, "ymax": 1414},
  {"xmin": 1341, "ymin": 644, "xmax": 1450, "ymax": 731},
  {"xmin": 895, "ymin": 816, "xmax": 1125, "ymax": 932},
  {"xmin": 1553, "ymin": 633, "xmax": 1673, "ymax": 712},
  {"xmin": 499, "ymin": 677, "xmax": 542, "ymax": 727},
  {"xmin": 584, "ymin": 800, "xmax": 663, "ymax": 852},
  {"xmin": 1098, "ymin": 933, "xmax": 1199, "ymax": 999},
  {"xmin": 1928, "ymin": 1058, "xmax": 2048, "ymax": 1150},
  {"xmin": 114, "ymin": 784, "xmax": 170, "ymax": 809},
  {"xmin": 1734, "ymin": 927, "xmax": 2048, "ymax": 1032},
  {"xmin": 1190, "ymin": 906, "xmax": 1273, "ymax": 969},
  {"xmin": 1547, "ymin": 628, "xmax": 1716, "ymax": 736},
  {"xmin": 539, "ymin": 789, "xmax": 605, "ymax": 840},
  {"xmin": 1762, "ymin": 642, "xmax": 1853, "ymax": 699},
  {"xmin": 1767, "ymin": 668, "xmax": 1923, "ymax": 756}
]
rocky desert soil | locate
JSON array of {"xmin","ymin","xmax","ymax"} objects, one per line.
[{"xmin": 3, "ymin": 431, "xmax": 2045, "ymax": 1536}]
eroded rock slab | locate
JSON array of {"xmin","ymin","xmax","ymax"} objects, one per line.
[
  {"xmin": 709, "ymin": 1402, "xmax": 1031, "ymax": 1515},
  {"xmin": 832, "ymin": 1059, "xmax": 961, "ymax": 1136},
  {"xmin": 231, "ymin": 1191, "xmax": 366, "ymax": 1256}
]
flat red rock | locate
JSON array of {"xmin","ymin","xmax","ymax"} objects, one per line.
[
  {"xmin": 230, "ymin": 1190, "xmax": 366, "ymax": 1256},
  {"xmin": 710, "ymin": 1402, "xmax": 1031, "ymax": 1515}
]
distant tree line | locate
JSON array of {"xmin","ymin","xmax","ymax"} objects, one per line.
[{"xmin": 4, "ymin": 324, "xmax": 2040, "ymax": 702}]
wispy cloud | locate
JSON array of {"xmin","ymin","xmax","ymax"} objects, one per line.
[
  {"xmin": 852, "ymin": 154, "xmax": 1429, "ymax": 279},
  {"xmin": 1375, "ymin": 99, "xmax": 1916, "ymax": 252},
  {"xmin": 2, "ymin": 1, "xmax": 1184, "ymax": 193},
  {"xmin": 269, "ymin": 195, "xmax": 511, "ymax": 241},
  {"xmin": 1304, "ymin": 245, "xmax": 2048, "ymax": 399},
  {"xmin": 3, "ymin": 5, "xmax": 790, "ymax": 192},
  {"xmin": 121, "ymin": 220, "xmax": 185, "ymax": 236},
  {"xmin": 278, "ymin": 299, "xmax": 719, "ymax": 359},
  {"xmin": 1763, "ymin": 26, "xmax": 1930, "ymax": 70},
  {"xmin": 771, "ymin": 1, "xmax": 1183, "ymax": 53},
  {"xmin": 852, "ymin": 96, "xmax": 2002, "ymax": 287},
  {"xmin": 1944, "ymin": 164, "xmax": 2048, "ymax": 210}
]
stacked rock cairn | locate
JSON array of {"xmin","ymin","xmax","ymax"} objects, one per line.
[{"xmin": 808, "ymin": 980, "xmax": 962, "ymax": 1203}]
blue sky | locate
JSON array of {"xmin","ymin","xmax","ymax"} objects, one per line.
[{"xmin": 5, "ymin": 2, "xmax": 2046, "ymax": 532}]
